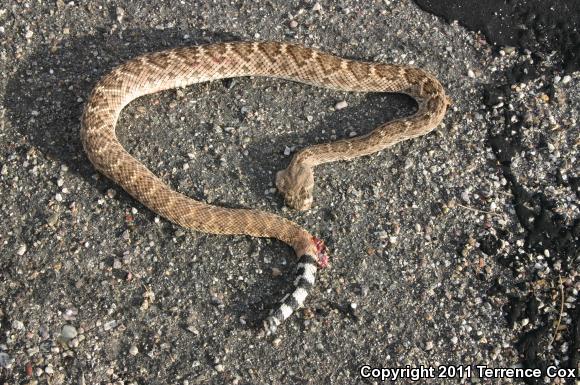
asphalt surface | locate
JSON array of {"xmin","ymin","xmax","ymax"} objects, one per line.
[
  {"xmin": 414, "ymin": 0, "xmax": 580, "ymax": 72},
  {"xmin": 0, "ymin": 1, "xmax": 578, "ymax": 384}
]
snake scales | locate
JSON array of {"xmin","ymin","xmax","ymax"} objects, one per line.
[{"xmin": 81, "ymin": 41, "xmax": 449, "ymax": 334}]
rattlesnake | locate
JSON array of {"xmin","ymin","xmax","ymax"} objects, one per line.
[{"xmin": 81, "ymin": 41, "xmax": 449, "ymax": 334}]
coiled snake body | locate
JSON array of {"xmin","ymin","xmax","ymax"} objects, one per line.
[{"xmin": 81, "ymin": 41, "xmax": 449, "ymax": 334}]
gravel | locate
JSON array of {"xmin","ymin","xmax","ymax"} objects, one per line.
[{"xmin": 0, "ymin": 1, "xmax": 577, "ymax": 384}]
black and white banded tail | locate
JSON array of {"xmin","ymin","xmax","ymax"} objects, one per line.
[{"xmin": 264, "ymin": 254, "xmax": 318, "ymax": 334}]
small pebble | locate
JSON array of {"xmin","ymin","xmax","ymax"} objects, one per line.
[
  {"xmin": 47, "ymin": 212, "xmax": 59, "ymax": 226},
  {"xmin": 116, "ymin": 6, "xmax": 125, "ymax": 22},
  {"xmin": 503, "ymin": 46, "xmax": 516, "ymax": 54},
  {"xmin": 103, "ymin": 320, "xmax": 117, "ymax": 331},
  {"xmin": 61, "ymin": 325, "xmax": 77, "ymax": 340},
  {"xmin": 461, "ymin": 190, "xmax": 470, "ymax": 202},
  {"xmin": 312, "ymin": 2, "xmax": 322, "ymax": 12},
  {"xmin": 335, "ymin": 100, "xmax": 348, "ymax": 110},
  {"xmin": 561, "ymin": 75, "xmax": 571, "ymax": 84},
  {"xmin": 17, "ymin": 244, "xmax": 27, "ymax": 256},
  {"xmin": 44, "ymin": 365, "xmax": 54, "ymax": 375},
  {"xmin": 283, "ymin": 146, "xmax": 292, "ymax": 156},
  {"xmin": 12, "ymin": 320, "xmax": 24, "ymax": 330},
  {"xmin": 361, "ymin": 286, "xmax": 369, "ymax": 296},
  {"xmin": 214, "ymin": 364, "xmax": 225, "ymax": 372},
  {"xmin": 425, "ymin": 341, "xmax": 434, "ymax": 350},
  {"xmin": 467, "ymin": 69, "xmax": 475, "ymax": 78},
  {"xmin": 63, "ymin": 308, "xmax": 78, "ymax": 321},
  {"xmin": 521, "ymin": 318, "xmax": 529, "ymax": 327},
  {"xmin": 129, "ymin": 345, "xmax": 139, "ymax": 356},
  {"xmin": 289, "ymin": 20, "xmax": 298, "ymax": 29},
  {"xmin": 39, "ymin": 324, "xmax": 50, "ymax": 339}
]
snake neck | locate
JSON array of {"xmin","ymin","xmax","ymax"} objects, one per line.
[
  {"xmin": 288, "ymin": 74, "xmax": 448, "ymax": 169},
  {"xmin": 275, "ymin": 71, "xmax": 448, "ymax": 211}
]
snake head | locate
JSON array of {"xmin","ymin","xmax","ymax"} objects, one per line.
[{"xmin": 276, "ymin": 164, "xmax": 314, "ymax": 211}]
